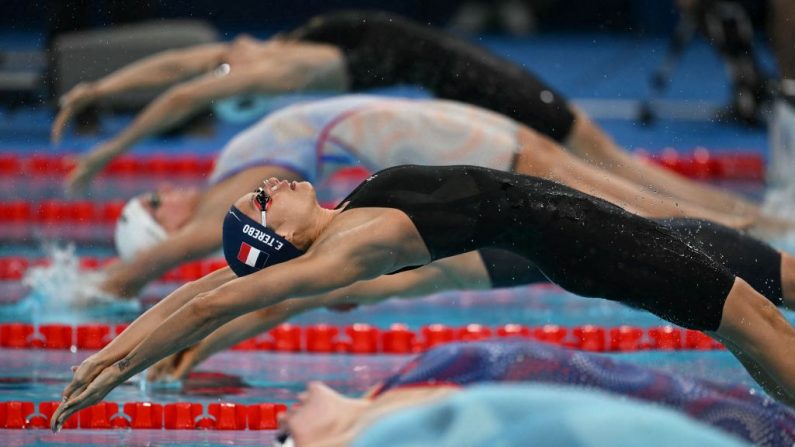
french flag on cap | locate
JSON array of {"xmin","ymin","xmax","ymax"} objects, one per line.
[{"xmin": 237, "ymin": 242, "xmax": 270, "ymax": 269}]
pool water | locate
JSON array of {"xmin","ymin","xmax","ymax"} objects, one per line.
[{"xmin": 1, "ymin": 32, "xmax": 791, "ymax": 447}]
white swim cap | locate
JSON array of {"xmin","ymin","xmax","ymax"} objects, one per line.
[{"xmin": 114, "ymin": 196, "xmax": 167, "ymax": 261}]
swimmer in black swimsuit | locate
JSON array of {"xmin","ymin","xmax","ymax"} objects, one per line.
[
  {"xmin": 52, "ymin": 166, "xmax": 795, "ymax": 429},
  {"xmin": 54, "ymin": 11, "xmax": 768, "ymax": 228},
  {"xmin": 146, "ymin": 217, "xmax": 792, "ymax": 382}
]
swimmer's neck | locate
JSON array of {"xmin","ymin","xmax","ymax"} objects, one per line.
[{"xmin": 294, "ymin": 206, "xmax": 342, "ymax": 250}]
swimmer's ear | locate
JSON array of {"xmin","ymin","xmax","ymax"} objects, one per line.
[{"xmin": 71, "ymin": 365, "xmax": 79, "ymax": 373}]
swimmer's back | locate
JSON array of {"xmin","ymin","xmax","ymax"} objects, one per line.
[
  {"xmin": 338, "ymin": 164, "xmax": 733, "ymax": 330},
  {"xmin": 210, "ymin": 96, "xmax": 521, "ymax": 185},
  {"xmin": 291, "ymin": 10, "xmax": 575, "ymax": 141}
]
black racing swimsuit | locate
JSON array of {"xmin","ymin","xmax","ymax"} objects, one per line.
[
  {"xmin": 290, "ymin": 10, "xmax": 575, "ymax": 141},
  {"xmin": 480, "ymin": 219, "xmax": 782, "ymax": 304},
  {"xmin": 338, "ymin": 165, "xmax": 741, "ymax": 331}
]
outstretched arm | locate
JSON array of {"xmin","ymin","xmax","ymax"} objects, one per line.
[
  {"xmin": 61, "ymin": 265, "xmax": 237, "ymax": 403},
  {"xmin": 148, "ymin": 252, "xmax": 490, "ymax": 381},
  {"xmin": 102, "ymin": 219, "xmax": 222, "ymax": 298},
  {"xmin": 103, "ymin": 164, "xmax": 301, "ymax": 298},
  {"xmin": 51, "ymin": 225, "xmax": 398, "ymax": 430},
  {"xmin": 52, "ymin": 44, "xmax": 227, "ymax": 143},
  {"xmin": 66, "ymin": 55, "xmax": 346, "ymax": 194}
]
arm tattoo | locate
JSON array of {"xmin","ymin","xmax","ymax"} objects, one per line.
[{"xmin": 116, "ymin": 358, "xmax": 131, "ymax": 373}]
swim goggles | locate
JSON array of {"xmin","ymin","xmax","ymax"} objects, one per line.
[
  {"xmin": 272, "ymin": 430, "xmax": 294, "ymax": 447},
  {"xmin": 254, "ymin": 186, "xmax": 271, "ymax": 226}
]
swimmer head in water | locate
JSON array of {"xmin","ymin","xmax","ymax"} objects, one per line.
[
  {"xmin": 276, "ymin": 382, "xmax": 369, "ymax": 447},
  {"xmin": 114, "ymin": 186, "xmax": 200, "ymax": 260}
]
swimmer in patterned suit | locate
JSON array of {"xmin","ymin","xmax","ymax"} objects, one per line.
[
  {"xmin": 281, "ymin": 340, "xmax": 795, "ymax": 447},
  {"xmin": 102, "ymin": 95, "xmax": 759, "ymax": 300}
]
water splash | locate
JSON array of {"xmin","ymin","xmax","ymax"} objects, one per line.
[{"xmin": 11, "ymin": 243, "xmax": 140, "ymax": 324}]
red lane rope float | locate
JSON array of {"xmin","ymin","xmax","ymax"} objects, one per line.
[
  {"xmin": 0, "ymin": 256, "xmax": 226, "ymax": 283},
  {"xmin": 0, "ymin": 400, "xmax": 287, "ymax": 430},
  {"xmin": 0, "ymin": 200, "xmax": 125, "ymax": 227},
  {"xmin": 0, "ymin": 154, "xmax": 215, "ymax": 178},
  {"xmin": 634, "ymin": 147, "xmax": 765, "ymax": 181},
  {"xmin": 0, "ymin": 322, "xmax": 724, "ymax": 353},
  {"xmin": 0, "ymin": 150, "xmax": 765, "ymax": 181},
  {"xmin": 0, "ymin": 201, "xmax": 336, "ymax": 236}
]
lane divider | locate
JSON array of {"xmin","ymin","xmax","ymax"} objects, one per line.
[
  {"xmin": 0, "ymin": 400, "xmax": 287, "ymax": 430},
  {"xmin": 0, "ymin": 322, "xmax": 724, "ymax": 353},
  {"xmin": 636, "ymin": 147, "xmax": 764, "ymax": 181},
  {"xmin": 0, "ymin": 200, "xmax": 336, "ymax": 231},
  {"xmin": 0, "ymin": 154, "xmax": 215, "ymax": 177},
  {"xmin": 0, "ymin": 256, "xmax": 226, "ymax": 283},
  {"xmin": 0, "ymin": 150, "xmax": 766, "ymax": 181}
]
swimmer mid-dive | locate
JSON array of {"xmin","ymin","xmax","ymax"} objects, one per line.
[
  {"xmin": 51, "ymin": 165, "xmax": 795, "ymax": 430},
  {"xmin": 54, "ymin": 10, "xmax": 767, "ymax": 223},
  {"xmin": 102, "ymin": 95, "xmax": 757, "ymax": 300},
  {"xmin": 146, "ymin": 215, "xmax": 795, "ymax": 382}
]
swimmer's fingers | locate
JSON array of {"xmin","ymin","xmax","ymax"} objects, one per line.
[
  {"xmin": 65, "ymin": 145, "xmax": 114, "ymax": 195},
  {"xmin": 146, "ymin": 354, "xmax": 178, "ymax": 382},
  {"xmin": 51, "ymin": 106, "xmax": 74, "ymax": 144},
  {"xmin": 65, "ymin": 163, "xmax": 92, "ymax": 196},
  {"xmin": 170, "ymin": 349, "xmax": 198, "ymax": 381},
  {"xmin": 52, "ymin": 83, "xmax": 97, "ymax": 144},
  {"xmin": 62, "ymin": 357, "xmax": 106, "ymax": 400},
  {"xmin": 52, "ymin": 367, "xmax": 117, "ymax": 432},
  {"xmin": 147, "ymin": 347, "xmax": 196, "ymax": 382}
]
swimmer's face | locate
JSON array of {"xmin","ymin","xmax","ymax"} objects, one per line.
[
  {"xmin": 283, "ymin": 382, "xmax": 367, "ymax": 446},
  {"xmin": 234, "ymin": 178, "xmax": 319, "ymax": 246},
  {"xmin": 141, "ymin": 185, "xmax": 200, "ymax": 233}
]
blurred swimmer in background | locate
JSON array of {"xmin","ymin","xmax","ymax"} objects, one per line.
[
  {"xmin": 53, "ymin": 10, "xmax": 766, "ymax": 223},
  {"xmin": 102, "ymin": 95, "xmax": 768, "ymax": 300}
]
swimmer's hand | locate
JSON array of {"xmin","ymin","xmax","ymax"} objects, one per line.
[
  {"xmin": 65, "ymin": 142, "xmax": 117, "ymax": 195},
  {"xmin": 99, "ymin": 261, "xmax": 148, "ymax": 299},
  {"xmin": 147, "ymin": 346, "xmax": 199, "ymax": 382},
  {"xmin": 51, "ymin": 356, "xmax": 120, "ymax": 432},
  {"xmin": 52, "ymin": 82, "xmax": 99, "ymax": 144}
]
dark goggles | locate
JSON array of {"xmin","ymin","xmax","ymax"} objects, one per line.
[
  {"xmin": 148, "ymin": 191, "xmax": 162, "ymax": 210},
  {"xmin": 254, "ymin": 186, "xmax": 271, "ymax": 226}
]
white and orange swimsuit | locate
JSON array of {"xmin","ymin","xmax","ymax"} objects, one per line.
[{"xmin": 209, "ymin": 95, "xmax": 521, "ymax": 186}]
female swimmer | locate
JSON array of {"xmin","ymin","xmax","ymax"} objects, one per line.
[
  {"xmin": 51, "ymin": 165, "xmax": 795, "ymax": 430},
  {"xmin": 102, "ymin": 95, "xmax": 755, "ymax": 299},
  {"xmin": 54, "ymin": 11, "xmax": 764, "ymax": 223}
]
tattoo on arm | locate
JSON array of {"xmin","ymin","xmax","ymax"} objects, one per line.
[{"xmin": 116, "ymin": 358, "xmax": 131, "ymax": 372}]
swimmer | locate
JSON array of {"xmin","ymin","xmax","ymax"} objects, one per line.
[
  {"xmin": 147, "ymin": 216, "xmax": 795, "ymax": 381},
  {"xmin": 53, "ymin": 10, "xmax": 764, "ymax": 222},
  {"xmin": 280, "ymin": 340, "xmax": 795, "ymax": 447},
  {"xmin": 51, "ymin": 165, "xmax": 795, "ymax": 430},
  {"xmin": 102, "ymin": 95, "xmax": 756, "ymax": 299}
]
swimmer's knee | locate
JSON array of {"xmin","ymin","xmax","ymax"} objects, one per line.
[
  {"xmin": 780, "ymin": 253, "xmax": 795, "ymax": 308},
  {"xmin": 719, "ymin": 278, "xmax": 794, "ymax": 345}
]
